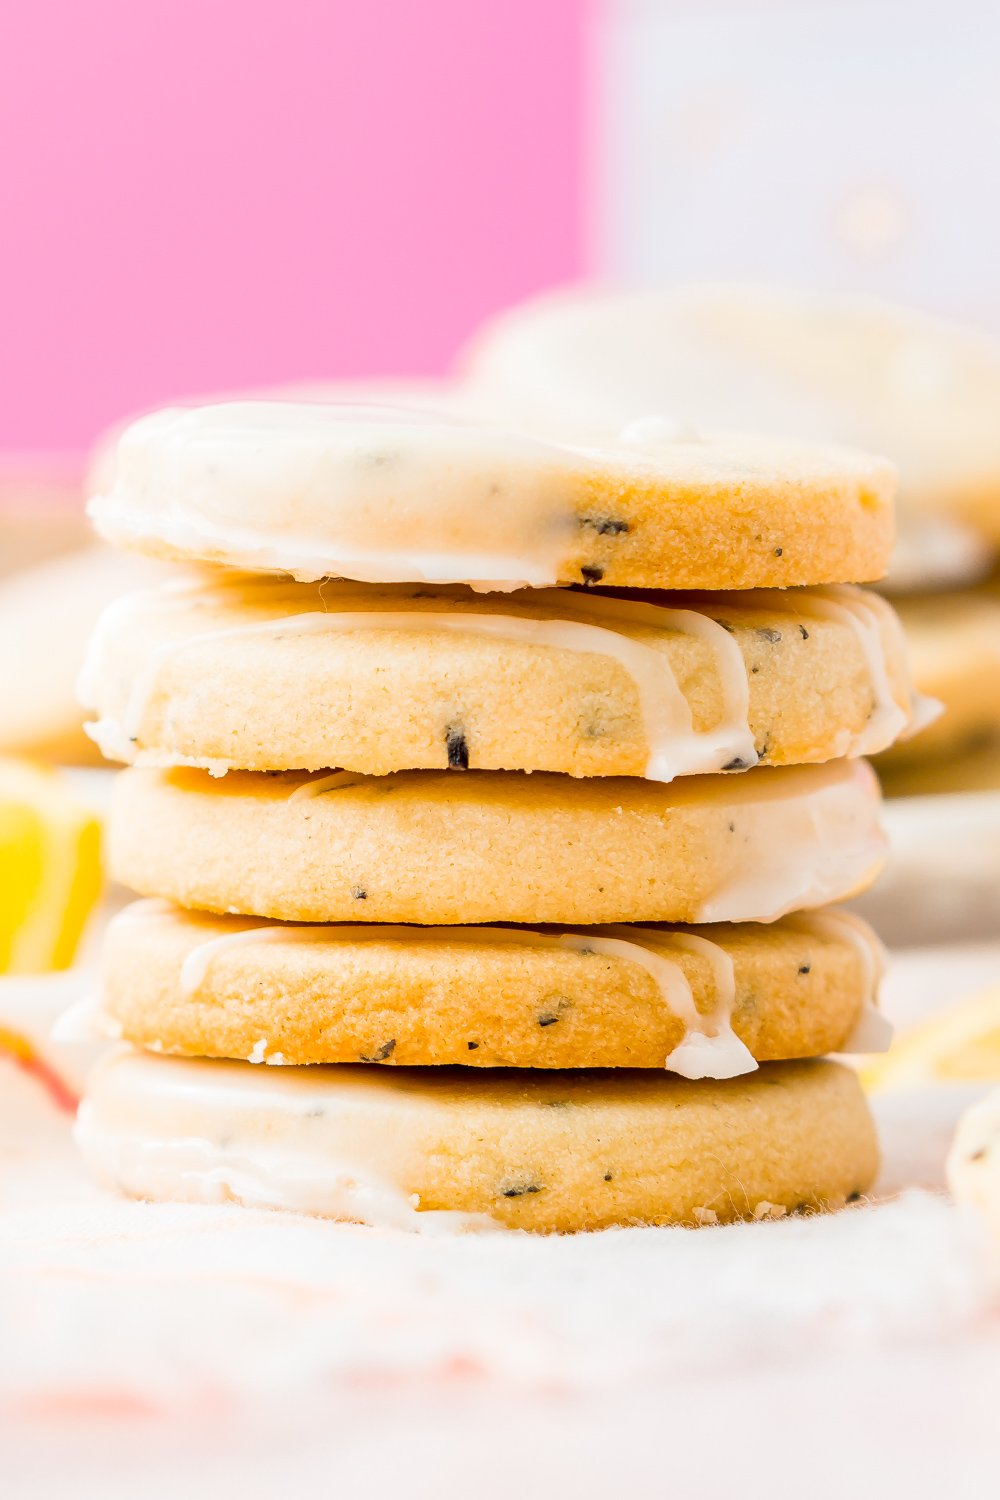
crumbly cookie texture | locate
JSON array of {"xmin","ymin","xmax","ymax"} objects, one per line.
[
  {"xmin": 81, "ymin": 576, "xmax": 918, "ymax": 778},
  {"xmin": 98, "ymin": 901, "xmax": 881, "ymax": 1070},
  {"xmin": 87, "ymin": 401, "xmax": 894, "ymax": 591},
  {"xmin": 76, "ymin": 1049, "xmax": 879, "ymax": 1232},
  {"xmin": 107, "ymin": 761, "xmax": 886, "ymax": 927}
]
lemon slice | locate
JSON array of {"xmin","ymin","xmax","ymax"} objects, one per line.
[
  {"xmin": 862, "ymin": 985, "xmax": 1000, "ymax": 1093},
  {"xmin": 0, "ymin": 758, "xmax": 102, "ymax": 972}
]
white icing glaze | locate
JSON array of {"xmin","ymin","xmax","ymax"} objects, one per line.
[
  {"xmin": 74, "ymin": 1049, "xmax": 497, "ymax": 1233},
  {"xmin": 87, "ymin": 402, "xmax": 587, "ymax": 591},
  {"xmin": 784, "ymin": 908, "xmax": 891, "ymax": 1054},
  {"xmin": 691, "ymin": 760, "xmax": 886, "ymax": 923},
  {"xmin": 640, "ymin": 929, "xmax": 754, "ymax": 1079},
  {"xmin": 87, "ymin": 398, "xmax": 892, "ymax": 592},
  {"xmin": 738, "ymin": 585, "xmax": 936, "ymax": 753},
  {"xmin": 80, "ymin": 586, "xmax": 757, "ymax": 783},
  {"xmin": 172, "ymin": 919, "xmax": 755, "ymax": 1081}
]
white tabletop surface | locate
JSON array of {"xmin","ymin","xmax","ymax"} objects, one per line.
[{"xmin": 2, "ymin": 939, "xmax": 999, "ymax": 1498}]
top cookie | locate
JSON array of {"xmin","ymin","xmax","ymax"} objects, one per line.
[
  {"xmin": 465, "ymin": 283, "xmax": 1000, "ymax": 548},
  {"xmin": 87, "ymin": 401, "xmax": 894, "ymax": 592}
]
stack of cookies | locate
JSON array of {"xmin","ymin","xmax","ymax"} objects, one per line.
[{"xmin": 75, "ymin": 401, "xmax": 920, "ymax": 1231}]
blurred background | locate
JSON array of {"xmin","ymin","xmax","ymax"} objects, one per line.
[{"xmin": 2, "ymin": 0, "xmax": 999, "ymax": 457}]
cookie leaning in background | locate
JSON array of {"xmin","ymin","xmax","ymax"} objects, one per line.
[
  {"xmin": 76, "ymin": 1049, "xmax": 878, "ymax": 1232},
  {"xmin": 79, "ymin": 576, "xmax": 925, "ymax": 777},
  {"xmin": 464, "ymin": 282, "xmax": 1000, "ymax": 547},
  {"xmin": 86, "ymin": 402, "xmax": 894, "ymax": 591}
]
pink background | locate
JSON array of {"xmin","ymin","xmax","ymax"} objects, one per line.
[{"xmin": 0, "ymin": 1, "xmax": 587, "ymax": 453}]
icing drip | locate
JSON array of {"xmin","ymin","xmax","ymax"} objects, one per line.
[
  {"xmin": 642, "ymin": 929, "xmax": 754, "ymax": 1080},
  {"xmin": 744, "ymin": 586, "xmax": 938, "ymax": 752},
  {"xmin": 74, "ymin": 1099, "xmax": 493, "ymax": 1234},
  {"xmin": 82, "ymin": 590, "xmax": 757, "ymax": 783},
  {"xmin": 170, "ymin": 919, "xmax": 756, "ymax": 1081},
  {"xmin": 692, "ymin": 761, "xmax": 886, "ymax": 923},
  {"xmin": 785, "ymin": 908, "xmax": 893, "ymax": 1054}
]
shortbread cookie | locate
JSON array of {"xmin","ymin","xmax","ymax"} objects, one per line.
[
  {"xmin": 96, "ymin": 900, "xmax": 888, "ymax": 1074},
  {"xmin": 76, "ymin": 1048, "xmax": 879, "ymax": 1231},
  {"xmin": 109, "ymin": 761, "xmax": 885, "ymax": 926},
  {"xmin": 87, "ymin": 401, "xmax": 894, "ymax": 591},
  {"xmin": 466, "ymin": 282, "xmax": 1000, "ymax": 537},
  {"xmin": 80, "ymin": 575, "xmax": 922, "ymax": 778},
  {"xmin": 878, "ymin": 593, "xmax": 1000, "ymax": 767}
]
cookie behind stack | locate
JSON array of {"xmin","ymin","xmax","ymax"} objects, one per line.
[{"xmin": 75, "ymin": 401, "xmax": 916, "ymax": 1230}]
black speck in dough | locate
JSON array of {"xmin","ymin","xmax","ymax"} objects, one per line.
[
  {"xmin": 579, "ymin": 515, "xmax": 630, "ymax": 536},
  {"xmin": 756, "ymin": 627, "xmax": 782, "ymax": 644},
  {"xmin": 798, "ymin": 624, "xmax": 810, "ymax": 640},
  {"xmin": 445, "ymin": 726, "xmax": 469, "ymax": 769},
  {"xmin": 603, "ymin": 1171, "xmax": 614, "ymax": 1182},
  {"xmin": 359, "ymin": 1039, "xmax": 396, "ymax": 1063},
  {"xmin": 500, "ymin": 1181, "xmax": 543, "ymax": 1198},
  {"xmin": 798, "ymin": 963, "xmax": 811, "ymax": 975},
  {"xmin": 722, "ymin": 756, "xmax": 749, "ymax": 771},
  {"xmin": 774, "ymin": 546, "xmax": 783, "ymax": 557},
  {"xmin": 580, "ymin": 565, "xmax": 605, "ymax": 585},
  {"xmin": 351, "ymin": 886, "xmax": 368, "ymax": 901},
  {"xmin": 467, "ymin": 1041, "xmax": 480, "ymax": 1051}
]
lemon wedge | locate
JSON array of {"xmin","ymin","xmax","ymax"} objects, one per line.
[
  {"xmin": 862, "ymin": 984, "xmax": 1000, "ymax": 1094},
  {"xmin": 0, "ymin": 759, "xmax": 101, "ymax": 972}
]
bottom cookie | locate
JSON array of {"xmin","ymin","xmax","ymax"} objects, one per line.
[{"xmin": 76, "ymin": 1049, "xmax": 878, "ymax": 1232}]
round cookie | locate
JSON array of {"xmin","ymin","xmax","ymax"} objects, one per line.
[
  {"xmin": 108, "ymin": 761, "xmax": 886, "ymax": 926},
  {"xmin": 87, "ymin": 401, "xmax": 894, "ymax": 592},
  {"xmin": 81, "ymin": 575, "xmax": 922, "ymax": 779},
  {"xmin": 877, "ymin": 592, "xmax": 1000, "ymax": 768},
  {"xmin": 97, "ymin": 900, "xmax": 888, "ymax": 1073},
  {"xmin": 76, "ymin": 1048, "xmax": 879, "ymax": 1232},
  {"xmin": 465, "ymin": 282, "xmax": 1000, "ymax": 541}
]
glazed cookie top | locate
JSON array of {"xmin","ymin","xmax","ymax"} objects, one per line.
[
  {"xmin": 92, "ymin": 899, "xmax": 890, "ymax": 1076},
  {"xmin": 79, "ymin": 575, "xmax": 928, "ymax": 779},
  {"xmin": 77, "ymin": 1048, "xmax": 877, "ymax": 1231},
  {"xmin": 466, "ymin": 283, "xmax": 1000, "ymax": 541},
  {"xmin": 87, "ymin": 401, "xmax": 895, "ymax": 591}
]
